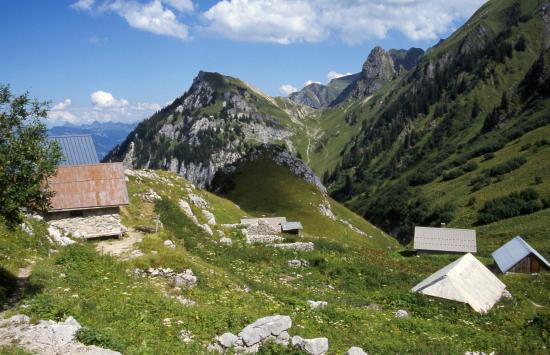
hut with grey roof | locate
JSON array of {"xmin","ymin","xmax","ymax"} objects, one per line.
[
  {"xmin": 492, "ymin": 236, "xmax": 550, "ymax": 273},
  {"xmin": 414, "ymin": 226, "xmax": 476, "ymax": 254}
]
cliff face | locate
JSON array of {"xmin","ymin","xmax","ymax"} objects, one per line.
[{"xmin": 104, "ymin": 71, "xmax": 321, "ymax": 190}]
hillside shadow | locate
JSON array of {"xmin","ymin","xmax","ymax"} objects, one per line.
[{"xmin": 0, "ymin": 266, "xmax": 43, "ymax": 310}]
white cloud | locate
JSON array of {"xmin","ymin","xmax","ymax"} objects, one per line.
[
  {"xmin": 203, "ymin": 0, "xmax": 326, "ymax": 44},
  {"xmin": 90, "ymin": 90, "xmax": 129, "ymax": 108},
  {"xmin": 163, "ymin": 0, "xmax": 194, "ymax": 13},
  {"xmin": 72, "ymin": 0, "xmax": 190, "ymax": 41},
  {"xmin": 135, "ymin": 102, "xmax": 162, "ymax": 111},
  {"xmin": 327, "ymin": 71, "xmax": 353, "ymax": 81},
  {"xmin": 71, "ymin": 0, "xmax": 94, "ymax": 11},
  {"xmin": 52, "ymin": 99, "xmax": 72, "ymax": 110},
  {"xmin": 305, "ymin": 80, "xmax": 321, "ymax": 86},
  {"xmin": 202, "ymin": 0, "xmax": 487, "ymax": 44},
  {"xmin": 279, "ymin": 84, "xmax": 298, "ymax": 96},
  {"xmin": 108, "ymin": 0, "xmax": 190, "ymax": 40},
  {"xmin": 47, "ymin": 92, "xmax": 164, "ymax": 126}
]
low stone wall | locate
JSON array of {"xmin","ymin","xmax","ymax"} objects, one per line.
[{"xmin": 47, "ymin": 207, "xmax": 125, "ymax": 239}]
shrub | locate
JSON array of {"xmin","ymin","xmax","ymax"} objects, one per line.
[
  {"xmin": 477, "ymin": 188, "xmax": 543, "ymax": 224},
  {"xmin": 483, "ymin": 152, "xmax": 495, "ymax": 161},
  {"xmin": 76, "ymin": 327, "xmax": 124, "ymax": 353},
  {"xmin": 442, "ymin": 168, "xmax": 464, "ymax": 181},
  {"xmin": 409, "ymin": 171, "xmax": 438, "ymax": 186},
  {"xmin": 470, "ymin": 175, "xmax": 491, "ymax": 191},
  {"xmin": 463, "ymin": 161, "xmax": 478, "ymax": 172},
  {"xmin": 485, "ymin": 156, "xmax": 527, "ymax": 177}
]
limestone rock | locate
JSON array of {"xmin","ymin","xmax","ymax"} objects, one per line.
[
  {"xmin": 292, "ymin": 336, "xmax": 328, "ymax": 355},
  {"xmin": 220, "ymin": 237, "xmax": 233, "ymax": 245},
  {"xmin": 288, "ymin": 259, "xmax": 309, "ymax": 268},
  {"xmin": 0, "ymin": 315, "xmax": 120, "ymax": 354},
  {"xmin": 174, "ymin": 269, "xmax": 197, "ymax": 288},
  {"xmin": 189, "ymin": 193, "xmax": 209, "ymax": 209},
  {"xmin": 501, "ymin": 289, "xmax": 513, "ymax": 300},
  {"xmin": 47, "ymin": 226, "xmax": 75, "ymax": 246},
  {"xmin": 209, "ymin": 315, "xmax": 292, "ymax": 353},
  {"xmin": 272, "ymin": 242, "xmax": 314, "ymax": 251},
  {"xmin": 163, "ymin": 240, "xmax": 176, "ymax": 249},
  {"xmin": 394, "ymin": 309, "xmax": 409, "ymax": 318},
  {"xmin": 347, "ymin": 346, "xmax": 368, "ymax": 355},
  {"xmin": 203, "ymin": 210, "xmax": 217, "ymax": 225},
  {"xmin": 307, "ymin": 300, "xmax": 328, "ymax": 310}
]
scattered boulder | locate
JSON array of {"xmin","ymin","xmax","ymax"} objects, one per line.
[
  {"xmin": 189, "ymin": 193, "xmax": 209, "ymax": 209},
  {"xmin": 47, "ymin": 225, "xmax": 75, "ymax": 246},
  {"xmin": 288, "ymin": 259, "xmax": 309, "ymax": 268},
  {"xmin": 173, "ymin": 295, "xmax": 196, "ymax": 306},
  {"xmin": 142, "ymin": 189, "xmax": 161, "ymax": 202},
  {"xmin": 0, "ymin": 315, "xmax": 120, "ymax": 354},
  {"xmin": 307, "ymin": 300, "xmax": 328, "ymax": 310},
  {"xmin": 135, "ymin": 225, "xmax": 157, "ymax": 234},
  {"xmin": 219, "ymin": 236, "xmax": 233, "ymax": 245},
  {"xmin": 201, "ymin": 224, "xmax": 214, "ymax": 236},
  {"xmin": 20, "ymin": 222, "xmax": 33, "ymax": 236},
  {"xmin": 272, "ymin": 242, "xmax": 314, "ymax": 251},
  {"xmin": 178, "ymin": 199, "xmax": 198, "ymax": 223},
  {"xmin": 501, "ymin": 290, "xmax": 513, "ymax": 300},
  {"xmin": 291, "ymin": 336, "xmax": 329, "ymax": 355},
  {"xmin": 203, "ymin": 210, "xmax": 217, "ymax": 225},
  {"xmin": 174, "ymin": 269, "xmax": 198, "ymax": 288},
  {"xmin": 163, "ymin": 240, "xmax": 176, "ymax": 249},
  {"xmin": 346, "ymin": 346, "xmax": 368, "ymax": 355},
  {"xmin": 180, "ymin": 330, "xmax": 194, "ymax": 343},
  {"xmin": 209, "ymin": 315, "xmax": 292, "ymax": 353},
  {"xmin": 132, "ymin": 268, "xmax": 197, "ymax": 288},
  {"xmin": 394, "ymin": 309, "xmax": 409, "ymax": 318}
]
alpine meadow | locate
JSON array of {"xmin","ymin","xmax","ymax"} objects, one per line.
[{"xmin": 0, "ymin": 0, "xmax": 549, "ymax": 354}]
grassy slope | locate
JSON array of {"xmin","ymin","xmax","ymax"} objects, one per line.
[
  {"xmin": 0, "ymin": 169, "xmax": 547, "ymax": 354},
  {"xmin": 214, "ymin": 158, "xmax": 394, "ymax": 249}
]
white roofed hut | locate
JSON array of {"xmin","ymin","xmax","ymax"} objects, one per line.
[
  {"xmin": 411, "ymin": 253, "xmax": 508, "ymax": 314},
  {"xmin": 414, "ymin": 226, "xmax": 476, "ymax": 254}
]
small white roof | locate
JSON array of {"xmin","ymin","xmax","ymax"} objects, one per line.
[
  {"xmin": 414, "ymin": 226, "xmax": 477, "ymax": 253},
  {"xmin": 492, "ymin": 236, "xmax": 550, "ymax": 273},
  {"xmin": 411, "ymin": 253, "xmax": 506, "ymax": 313}
]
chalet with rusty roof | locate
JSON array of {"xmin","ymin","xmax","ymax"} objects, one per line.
[{"xmin": 46, "ymin": 135, "xmax": 128, "ymax": 238}]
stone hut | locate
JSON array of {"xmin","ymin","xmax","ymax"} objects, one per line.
[{"xmin": 45, "ymin": 135, "xmax": 128, "ymax": 238}]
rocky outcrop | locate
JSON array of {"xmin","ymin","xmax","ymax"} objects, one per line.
[
  {"xmin": 307, "ymin": 300, "xmax": 328, "ymax": 309},
  {"xmin": 0, "ymin": 315, "xmax": 120, "ymax": 355},
  {"xmin": 459, "ymin": 24, "xmax": 494, "ymax": 55},
  {"xmin": 271, "ymin": 242, "xmax": 314, "ymax": 251},
  {"xmin": 131, "ymin": 268, "xmax": 197, "ymax": 288},
  {"xmin": 332, "ymin": 47, "xmax": 397, "ymax": 104},
  {"xmin": 208, "ymin": 315, "xmax": 292, "ymax": 353}
]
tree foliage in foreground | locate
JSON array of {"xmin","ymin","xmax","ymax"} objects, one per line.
[{"xmin": 0, "ymin": 85, "xmax": 61, "ymax": 225}]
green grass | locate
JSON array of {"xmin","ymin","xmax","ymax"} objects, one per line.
[{"xmin": 0, "ymin": 167, "xmax": 546, "ymax": 354}]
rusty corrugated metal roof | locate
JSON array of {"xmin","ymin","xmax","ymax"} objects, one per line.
[{"xmin": 48, "ymin": 163, "xmax": 129, "ymax": 211}]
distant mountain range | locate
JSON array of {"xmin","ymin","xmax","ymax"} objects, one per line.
[{"xmin": 48, "ymin": 121, "xmax": 136, "ymax": 159}]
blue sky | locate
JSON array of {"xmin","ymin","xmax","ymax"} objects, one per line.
[{"xmin": 0, "ymin": 0, "xmax": 486, "ymax": 126}]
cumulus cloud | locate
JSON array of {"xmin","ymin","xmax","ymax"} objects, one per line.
[
  {"xmin": 279, "ymin": 84, "xmax": 298, "ymax": 96},
  {"xmin": 305, "ymin": 80, "xmax": 321, "ymax": 86},
  {"xmin": 203, "ymin": 0, "xmax": 326, "ymax": 44},
  {"xmin": 72, "ymin": 0, "xmax": 190, "ymax": 40},
  {"xmin": 90, "ymin": 90, "xmax": 129, "ymax": 108},
  {"xmin": 48, "ymin": 99, "xmax": 78, "ymax": 125},
  {"xmin": 52, "ymin": 99, "xmax": 72, "ymax": 110},
  {"xmin": 202, "ymin": 0, "xmax": 486, "ymax": 44},
  {"xmin": 107, "ymin": 0, "xmax": 190, "ymax": 40},
  {"xmin": 327, "ymin": 71, "xmax": 353, "ymax": 81}
]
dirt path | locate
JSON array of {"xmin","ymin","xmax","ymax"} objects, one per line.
[
  {"xmin": 95, "ymin": 230, "xmax": 145, "ymax": 260},
  {"xmin": 4, "ymin": 264, "xmax": 34, "ymax": 310}
]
